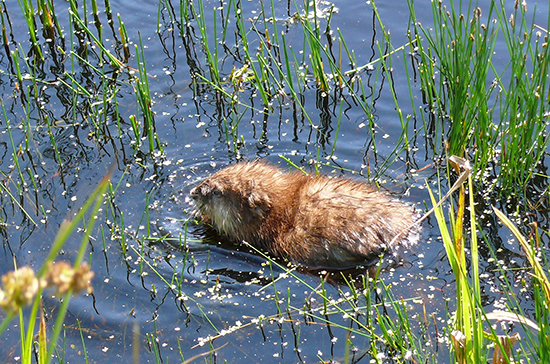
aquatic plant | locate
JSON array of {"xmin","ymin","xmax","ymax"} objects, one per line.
[
  {"xmin": 409, "ymin": 0, "xmax": 550, "ymax": 194},
  {"xmin": 0, "ymin": 174, "xmax": 108, "ymax": 364}
]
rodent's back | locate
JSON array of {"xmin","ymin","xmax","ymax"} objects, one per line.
[{"xmin": 270, "ymin": 176, "xmax": 415, "ymax": 266}]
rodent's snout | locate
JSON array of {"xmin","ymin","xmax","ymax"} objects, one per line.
[{"xmin": 190, "ymin": 186, "xmax": 199, "ymax": 199}]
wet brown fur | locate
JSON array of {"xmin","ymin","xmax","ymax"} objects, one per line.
[{"xmin": 191, "ymin": 161, "xmax": 416, "ymax": 267}]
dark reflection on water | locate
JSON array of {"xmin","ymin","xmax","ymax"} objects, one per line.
[{"xmin": 142, "ymin": 221, "xmax": 430, "ymax": 362}]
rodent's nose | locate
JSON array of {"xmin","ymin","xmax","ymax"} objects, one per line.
[{"xmin": 190, "ymin": 187, "xmax": 199, "ymax": 198}]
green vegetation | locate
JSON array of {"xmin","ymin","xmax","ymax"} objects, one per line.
[
  {"xmin": 0, "ymin": 174, "xmax": 108, "ymax": 364},
  {"xmin": 0, "ymin": 0, "xmax": 549, "ymax": 362},
  {"xmin": 409, "ymin": 0, "xmax": 550, "ymax": 194}
]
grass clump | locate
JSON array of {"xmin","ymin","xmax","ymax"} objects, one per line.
[
  {"xmin": 426, "ymin": 156, "xmax": 550, "ymax": 363},
  {"xmin": 409, "ymin": 0, "xmax": 550, "ymax": 193}
]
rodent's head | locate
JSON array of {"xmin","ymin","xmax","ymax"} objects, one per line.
[{"xmin": 190, "ymin": 163, "xmax": 275, "ymax": 239}]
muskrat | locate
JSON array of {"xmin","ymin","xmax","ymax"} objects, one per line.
[{"xmin": 190, "ymin": 161, "xmax": 417, "ymax": 267}]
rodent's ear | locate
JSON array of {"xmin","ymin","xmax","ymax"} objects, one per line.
[
  {"xmin": 247, "ymin": 191, "xmax": 271, "ymax": 209},
  {"xmin": 244, "ymin": 180, "xmax": 270, "ymax": 209},
  {"xmin": 247, "ymin": 191, "xmax": 271, "ymax": 219}
]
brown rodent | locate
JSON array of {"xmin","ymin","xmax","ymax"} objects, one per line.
[{"xmin": 190, "ymin": 161, "xmax": 417, "ymax": 267}]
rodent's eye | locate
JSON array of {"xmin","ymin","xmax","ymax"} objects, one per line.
[{"xmin": 211, "ymin": 189, "xmax": 222, "ymax": 197}]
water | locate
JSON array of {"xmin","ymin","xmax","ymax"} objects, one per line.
[{"xmin": 0, "ymin": 0, "xmax": 548, "ymax": 362}]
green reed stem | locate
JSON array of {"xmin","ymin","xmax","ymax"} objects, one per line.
[
  {"xmin": 70, "ymin": 10, "xmax": 123, "ymax": 69},
  {"xmin": 17, "ymin": 0, "xmax": 43, "ymax": 59},
  {"xmin": 135, "ymin": 33, "xmax": 160, "ymax": 155},
  {"xmin": 193, "ymin": 0, "xmax": 220, "ymax": 83}
]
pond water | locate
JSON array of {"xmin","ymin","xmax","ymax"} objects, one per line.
[{"xmin": 0, "ymin": 0, "xmax": 549, "ymax": 362}]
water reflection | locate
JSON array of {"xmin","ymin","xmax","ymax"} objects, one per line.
[{"xmin": 0, "ymin": 0, "xmax": 548, "ymax": 362}]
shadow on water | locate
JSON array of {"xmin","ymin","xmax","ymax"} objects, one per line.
[{"xmin": 157, "ymin": 218, "xmax": 416, "ymax": 286}]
